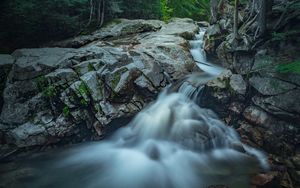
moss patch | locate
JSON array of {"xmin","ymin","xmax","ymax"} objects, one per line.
[
  {"xmin": 78, "ymin": 82, "xmax": 90, "ymax": 96},
  {"xmin": 62, "ymin": 105, "xmax": 70, "ymax": 117},
  {"xmin": 111, "ymin": 67, "xmax": 128, "ymax": 89}
]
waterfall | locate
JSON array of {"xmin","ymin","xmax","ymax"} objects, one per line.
[
  {"xmin": 9, "ymin": 28, "xmax": 268, "ymax": 188},
  {"xmin": 189, "ymin": 28, "xmax": 224, "ymax": 76}
]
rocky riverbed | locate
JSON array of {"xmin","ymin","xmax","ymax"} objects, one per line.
[
  {"xmin": 0, "ymin": 16, "xmax": 299, "ymax": 188},
  {"xmin": 0, "ymin": 18, "xmax": 199, "ymax": 149}
]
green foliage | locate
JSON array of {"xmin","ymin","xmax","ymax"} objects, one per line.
[
  {"xmin": 62, "ymin": 106, "xmax": 70, "ymax": 117},
  {"xmin": 161, "ymin": 0, "xmax": 173, "ymax": 22},
  {"xmin": 161, "ymin": 0, "xmax": 210, "ymax": 21},
  {"xmin": 121, "ymin": 0, "xmax": 162, "ymax": 19},
  {"xmin": 0, "ymin": 0, "xmax": 212, "ymax": 52},
  {"xmin": 276, "ymin": 60, "xmax": 300, "ymax": 74},
  {"xmin": 0, "ymin": 0, "xmax": 90, "ymax": 52},
  {"xmin": 271, "ymin": 30, "xmax": 300, "ymax": 41}
]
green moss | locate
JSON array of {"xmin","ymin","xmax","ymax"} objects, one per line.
[
  {"xmin": 87, "ymin": 63, "xmax": 95, "ymax": 72},
  {"xmin": 43, "ymin": 86, "xmax": 57, "ymax": 97},
  {"xmin": 111, "ymin": 67, "xmax": 128, "ymax": 89},
  {"xmin": 36, "ymin": 76, "xmax": 48, "ymax": 91},
  {"xmin": 80, "ymin": 98, "xmax": 88, "ymax": 106},
  {"xmin": 35, "ymin": 76, "xmax": 60, "ymax": 98},
  {"xmin": 78, "ymin": 82, "xmax": 89, "ymax": 96},
  {"xmin": 62, "ymin": 106, "xmax": 70, "ymax": 117},
  {"xmin": 276, "ymin": 60, "xmax": 300, "ymax": 74}
]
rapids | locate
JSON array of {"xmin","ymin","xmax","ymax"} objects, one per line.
[{"xmin": 0, "ymin": 28, "xmax": 269, "ymax": 188}]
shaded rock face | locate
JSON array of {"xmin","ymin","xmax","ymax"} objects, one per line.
[
  {"xmin": 0, "ymin": 18, "xmax": 198, "ymax": 148},
  {"xmin": 201, "ymin": 1, "xmax": 300, "ymax": 186},
  {"xmin": 198, "ymin": 69, "xmax": 300, "ymax": 187},
  {"xmin": 0, "ymin": 55, "xmax": 13, "ymax": 112}
]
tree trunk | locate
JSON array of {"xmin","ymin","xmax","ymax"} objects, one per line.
[
  {"xmin": 210, "ymin": 0, "xmax": 218, "ymax": 24},
  {"xmin": 233, "ymin": 0, "xmax": 239, "ymax": 39},
  {"xmin": 99, "ymin": 0, "xmax": 105, "ymax": 27},
  {"xmin": 87, "ymin": 0, "xmax": 94, "ymax": 26},
  {"xmin": 258, "ymin": 0, "xmax": 267, "ymax": 37}
]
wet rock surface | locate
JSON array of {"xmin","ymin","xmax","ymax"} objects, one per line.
[
  {"xmin": 0, "ymin": 18, "xmax": 198, "ymax": 149},
  {"xmin": 201, "ymin": 1, "xmax": 300, "ymax": 186}
]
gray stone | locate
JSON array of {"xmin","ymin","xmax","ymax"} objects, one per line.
[
  {"xmin": 0, "ymin": 18, "xmax": 200, "ymax": 148},
  {"xmin": 207, "ymin": 70, "xmax": 232, "ymax": 89},
  {"xmin": 253, "ymin": 89, "xmax": 300, "ymax": 120},
  {"xmin": 0, "ymin": 54, "xmax": 14, "ymax": 66},
  {"xmin": 51, "ymin": 19, "xmax": 164, "ymax": 48},
  {"xmin": 243, "ymin": 106, "xmax": 269, "ymax": 126},
  {"xmin": 206, "ymin": 24, "xmax": 221, "ymax": 36},
  {"xmin": 45, "ymin": 68, "xmax": 78, "ymax": 86},
  {"xmin": 73, "ymin": 60, "xmax": 104, "ymax": 75},
  {"xmin": 80, "ymin": 71, "xmax": 103, "ymax": 102},
  {"xmin": 9, "ymin": 123, "xmax": 47, "ymax": 147},
  {"xmin": 230, "ymin": 74, "xmax": 247, "ymax": 95},
  {"xmin": 249, "ymin": 76, "xmax": 296, "ymax": 96},
  {"xmin": 159, "ymin": 18, "xmax": 198, "ymax": 39},
  {"xmin": 10, "ymin": 48, "xmax": 76, "ymax": 80},
  {"xmin": 1, "ymin": 92, "xmax": 46, "ymax": 125}
]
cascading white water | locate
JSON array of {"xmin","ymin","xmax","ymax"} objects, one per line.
[
  {"xmin": 189, "ymin": 28, "xmax": 224, "ymax": 76},
  {"xmin": 11, "ymin": 28, "xmax": 268, "ymax": 188}
]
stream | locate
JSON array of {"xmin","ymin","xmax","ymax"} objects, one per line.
[{"xmin": 0, "ymin": 28, "xmax": 268, "ymax": 188}]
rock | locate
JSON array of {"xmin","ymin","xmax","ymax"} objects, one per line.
[
  {"xmin": 291, "ymin": 154, "xmax": 300, "ymax": 169},
  {"xmin": 159, "ymin": 18, "xmax": 199, "ymax": 39},
  {"xmin": 73, "ymin": 60, "xmax": 104, "ymax": 75},
  {"xmin": 197, "ymin": 21, "xmax": 209, "ymax": 27},
  {"xmin": 252, "ymin": 89, "xmax": 300, "ymax": 120},
  {"xmin": 10, "ymin": 48, "xmax": 76, "ymax": 81},
  {"xmin": 249, "ymin": 76, "xmax": 296, "ymax": 96},
  {"xmin": 230, "ymin": 74, "xmax": 247, "ymax": 95},
  {"xmin": 51, "ymin": 19, "xmax": 164, "ymax": 48},
  {"xmin": 219, "ymin": 18, "xmax": 232, "ymax": 31},
  {"xmin": 237, "ymin": 122, "xmax": 263, "ymax": 147},
  {"xmin": 243, "ymin": 106, "xmax": 269, "ymax": 126},
  {"xmin": 136, "ymin": 34, "xmax": 195, "ymax": 80},
  {"xmin": 80, "ymin": 71, "xmax": 104, "ymax": 102},
  {"xmin": 206, "ymin": 24, "xmax": 221, "ymax": 36},
  {"xmin": 45, "ymin": 68, "xmax": 78, "ymax": 86},
  {"xmin": 8, "ymin": 123, "xmax": 47, "ymax": 147},
  {"xmin": 207, "ymin": 70, "xmax": 232, "ymax": 89},
  {"xmin": 251, "ymin": 173, "xmax": 274, "ymax": 186},
  {"xmin": 0, "ymin": 18, "xmax": 199, "ymax": 148},
  {"xmin": 0, "ymin": 91, "xmax": 47, "ymax": 125}
]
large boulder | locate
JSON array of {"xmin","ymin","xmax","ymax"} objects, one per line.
[
  {"xmin": 51, "ymin": 19, "xmax": 164, "ymax": 48},
  {"xmin": 249, "ymin": 76, "xmax": 296, "ymax": 96},
  {"xmin": 0, "ymin": 18, "xmax": 199, "ymax": 148}
]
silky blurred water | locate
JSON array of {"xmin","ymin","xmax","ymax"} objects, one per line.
[{"xmin": 0, "ymin": 27, "xmax": 268, "ymax": 188}]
